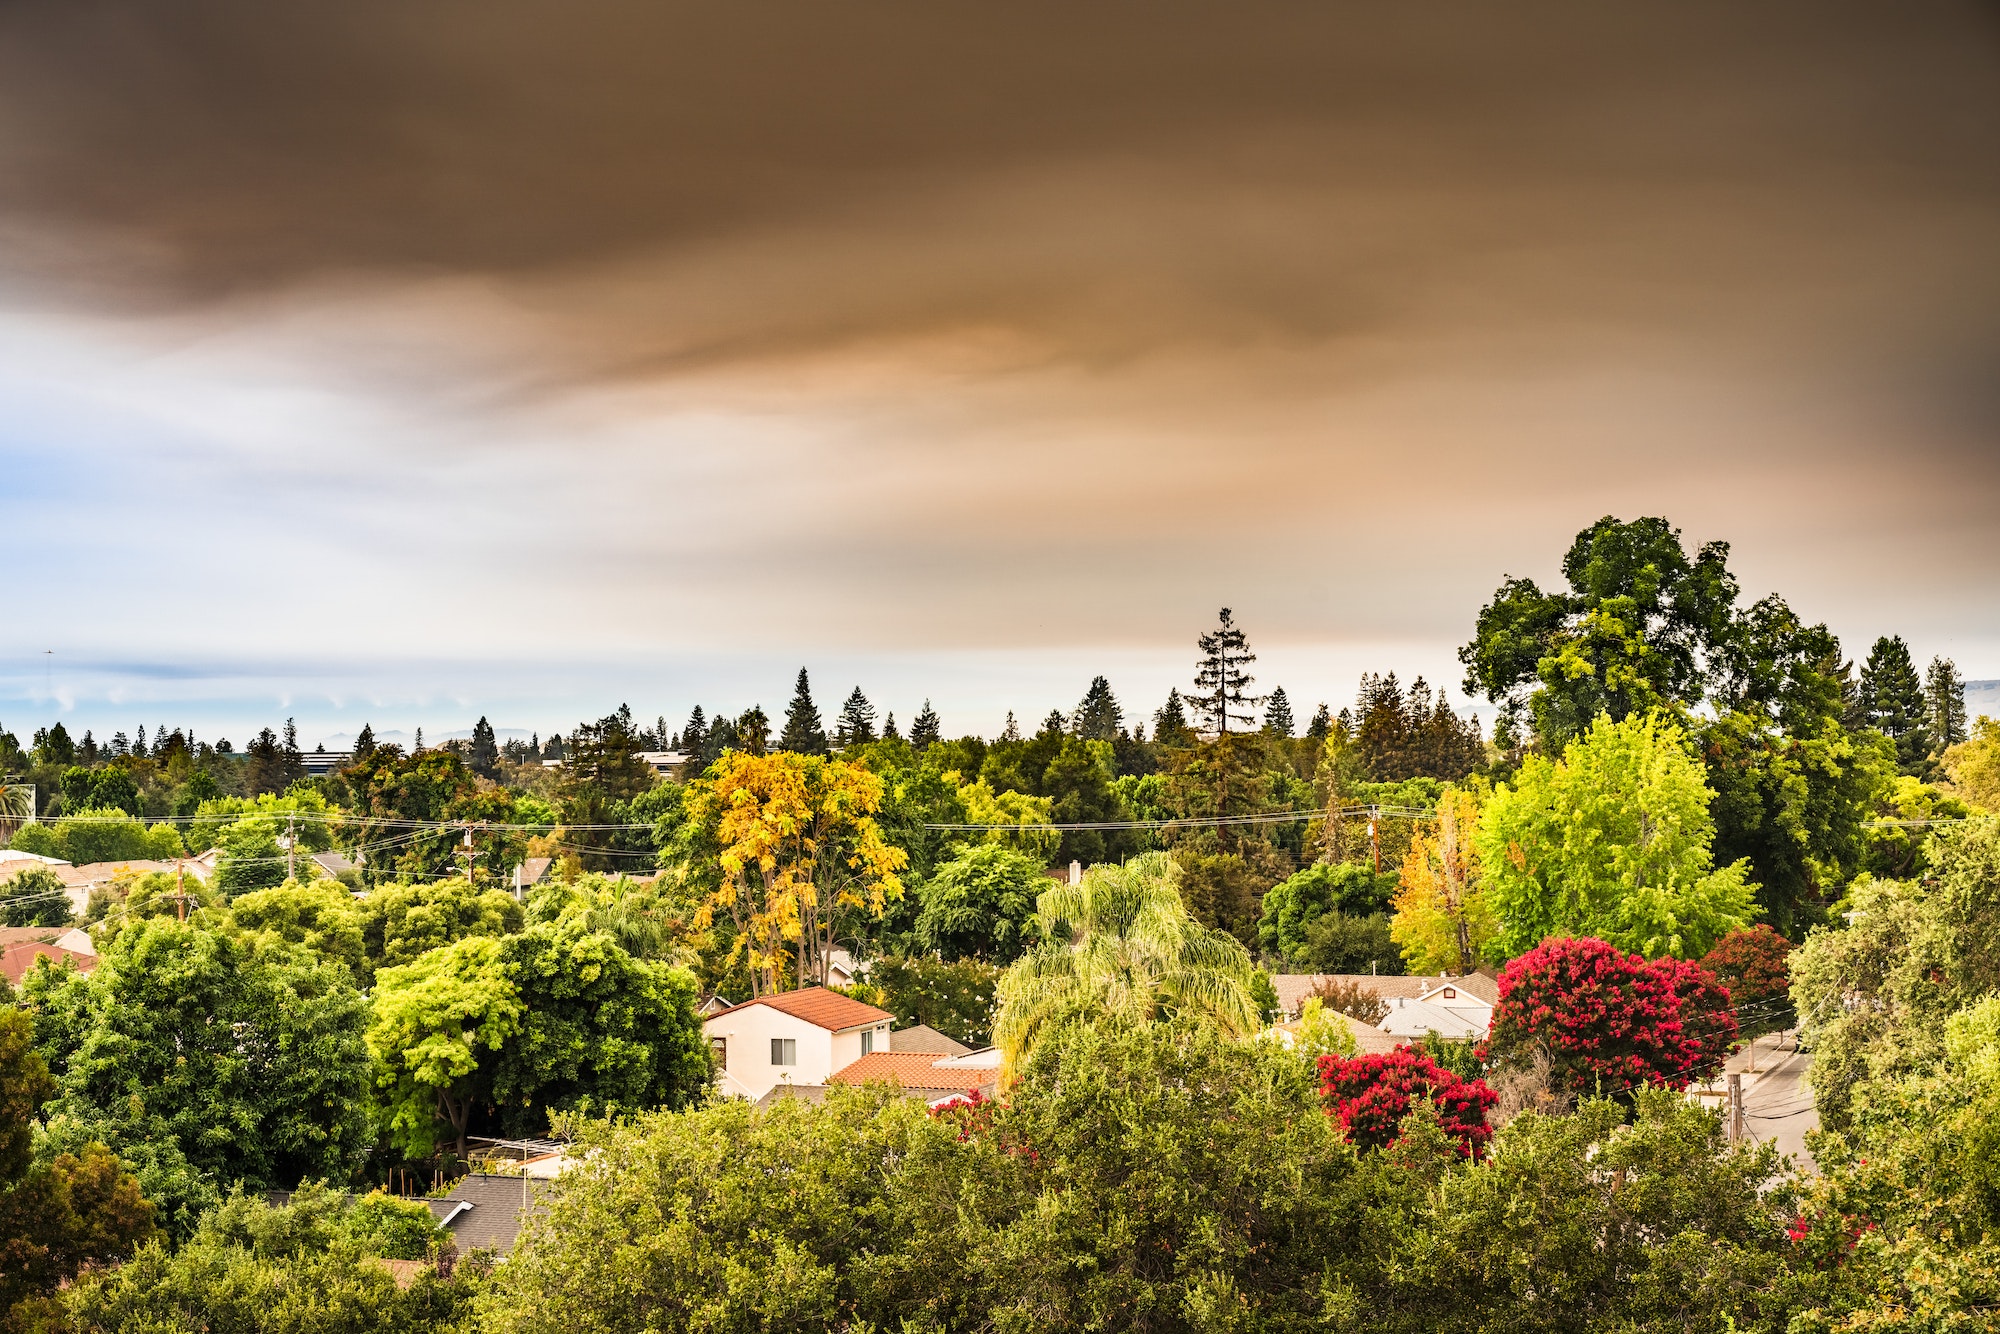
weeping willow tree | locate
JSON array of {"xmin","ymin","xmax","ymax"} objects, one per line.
[{"xmin": 993, "ymin": 852, "xmax": 1260, "ymax": 1076}]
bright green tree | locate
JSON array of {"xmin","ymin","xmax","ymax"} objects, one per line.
[
  {"xmin": 229, "ymin": 878, "xmax": 368, "ymax": 982},
  {"xmin": 1476, "ymin": 713, "xmax": 1759, "ymax": 959},
  {"xmin": 367, "ymin": 934, "xmax": 523, "ymax": 1159},
  {"xmin": 359, "ymin": 876, "xmax": 524, "ymax": 975},
  {"xmin": 490, "ymin": 917, "xmax": 711, "ymax": 1135},
  {"xmin": 1069, "ymin": 676, "xmax": 1123, "ymax": 742}
]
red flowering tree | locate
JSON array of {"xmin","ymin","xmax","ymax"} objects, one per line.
[
  {"xmin": 1317, "ymin": 1048, "xmax": 1497, "ymax": 1159},
  {"xmin": 1479, "ymin": 936, "xmax": 1737, "ymax": 1096},
  {"xmin": 1702, "ymin": 925, "xmax": 1792, "ymax": 1034}
]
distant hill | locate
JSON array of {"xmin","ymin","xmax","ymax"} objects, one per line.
[{"xmin": 1966, "ymin": 680, "xmax": 2000, "ymax": 723}]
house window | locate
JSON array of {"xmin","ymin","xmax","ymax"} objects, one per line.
[
  {"xmin": 710, "ymin": 1036, "xmax": 728, "ymax": 1070},
  {"xmin": 1442, "ymin": 988, "xmax": 1457, "ymax": 999},
  {"xmin": 771, "ymin": 1038, "xmax": 797, "ymax": 1066},
  {"xmin": 862, "ymin": 1029, "xmax": 875, "ymax": 1056}
]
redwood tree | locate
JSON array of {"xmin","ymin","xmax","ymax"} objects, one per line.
[
  {"xmin": 1479, "ymin": 935, "xmax": 1737, "ymax": 1096},
  {"xmin": 1317, "ymin": 1047, "xmax": 1498, "ymax": 1159}
]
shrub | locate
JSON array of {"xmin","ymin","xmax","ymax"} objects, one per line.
[
  {"xmin": 1317, "ymin": 1047, "xmax": 1497, "ymax": 1158},
  {"xmin": 0, "ymin": 867, "xmax": 72, "ymax": 928},
  {"xmin": 1702, "ymin": 924, "xmax": 1792, "ymax": 1009},
  {"xmin": 1480, "ymin": 936, "xmax": 1737, "ymax": 1097},
  {"xmin": 1311, "ymin": 975, "xmax": 1389, "ymax": 1025}
]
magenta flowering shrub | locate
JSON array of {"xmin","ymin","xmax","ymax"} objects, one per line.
[{"xmin": 1478, "ymin": 935, "xmax": 1737, "ymax": 1096}]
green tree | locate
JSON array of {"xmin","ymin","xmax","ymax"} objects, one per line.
[
  {"xmin": 1459, "ymin": 515, "xmax": 1743, "ymax": 747},
  {"xmin": 1191, "ymin": 607, "xmax": 1262, "ymax": 736},
  {"xmin": 213, "ymin": 816, "xmax": 286, "ymax": 896},
  {"xmin": 861, "ymin": 954, "xmax": 1001, "ymax": 1044},
  {"xmin": 1039, "ymin": 737, "xmax": 1132, "ymax": 866},
  {"xmin": 367, "ymin": 935, "xmax": 523, "ymax": 1159},
  {"xmin": 59, "ymin": 1185, "xmax": 482, "ymax": 1334},
  {"xmin": 1698, "ymin": 711, "xmax": 1886, "ymax": 940},
  {"xmin": 1371, "ymin": 1092, "xmax": 1797, "ymax": 1331},
  {"xmin": 1926, "ymin": 655, "xmax": 1968, "ymax": 753},
  {"xmin": 834, "ymin": 687, "xmax": 877, "ymax": 749},
  {"xmin": 1153, "ymin": 687, "xmax": 1196, "ymax": 747},
  {"xmin": 230, "ymin": 879, "xmax": 368, "ymax": 982},
  {"xmin": 1069, "ymin": 676, "xmax": 1123, "ymax": 742},
  {"xmin": 914, "ymin": 843, "xmax": 1046, "ymax": 963},
  {"xmin": 909, "ymin": 700, "xmax": 942, "ymax": 751},
  {"xmin": 1859, "ymin": 634, "xmax": 1931, "ymax": 773},
  {"xmin": 1263, "ymin": 685, "xmax": 1295, "ymax": 738},
  {"xmin": 468, "ymin": 715, "xmax": 500, "ymax": 778},
  {"xmin": 359, "ymin": 877, "xmax": 524, "ymax": 976},
  {"xmin": 0, "ymin": 1008, "xmax": 157, "ymax": 1327},
  {"xmin": 54, "ymin": 808, "xmax": 157, "ymax": 866},
  {"xmin": 1476, "ymin": 713, "xmax": 1759, "ymax": 960},
  {"xmin": 1255, "ymin": 860, "xmax": 1398, "ymax": 963},
  {"xmin": 490, "ymin": 917, "xmax": 711, "ymax": 1136},
  {"xmin": 0, "ymin": 867, "xmax": 72, "ymax": 928},
  {"xmin": 29, "ymin": 918, "xmax": 373, "ymax": 1190},
  {"xmin": 993, "ymin": 852, "xmax": 1259, "ymax": 1073},
  {"xmin": 779, "ymin": 668, "xmax": 830, "ymax": 754}
]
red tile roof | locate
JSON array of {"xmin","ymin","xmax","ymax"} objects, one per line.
[
  {"xmin": 1, "ymin": 943, "xmax": 97, "ymax": 987},
  {"xmin": 713, "ymin": 986, "xmax": 894, "ymax": 1033},
  {"xmin": 828, "ymin": 1051, "xmax": 993, "ymax": 1091}
]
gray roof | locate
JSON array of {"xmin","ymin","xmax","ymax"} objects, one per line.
[
  {"xmin": 889, "ymin": 1024, "xmax": 971, "ymax": 1056},
  {"xmin": 755, "ymin": 1083, "xmax": 830, "ymax": 1108},
  {"xmin": 1271, "ymin": 971, "xmax": 1499, "ymax": 1019},
  {"xmin": 512, "ymin": 858, "xmax": 553, "ymax": 888},
  {"xmin": 431, "ymin": 1174, "xmax": 554, "ymax": 1256}
]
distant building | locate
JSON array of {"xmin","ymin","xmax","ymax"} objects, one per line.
[{"xmin": 703, "ymin": 986, "xmax": 896, "ymax": 1102}]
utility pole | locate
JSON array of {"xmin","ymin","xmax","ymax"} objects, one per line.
[
  {"xmin": 1368, "ymin": 806, "xmax": 1380, "ymax": 875},
  {"xmin": 175, "ymin": 858, "xmax": 187, "ymax": 921},
  {"xmin": 1727, "ymin": 1072, "xmax": 1744, "ymax": 1144},
  {"xmin": 286, "ymin": 813, "xmax": 296, "ymax": 882},
  {"xmin": 457, "ymin": 822, "xmax": 476, "ymax": 885}
]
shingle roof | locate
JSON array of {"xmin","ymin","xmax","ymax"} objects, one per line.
[
  {"xmin": 828, "ymin": 1051, "xmax": 993, "ymax": 1091},
  {"xmin": 1270, "ymin": 972, "xmax": 1498, "ymax": 1017},
  {"xmin": 888, "ymin": 1024, "xmax": 971, "ymax": 1056},
  {"xmin": 711, "ymin": 986, "xmax": 894, "ymax": 1033},
  {"xmin": 433, "ymin": 1174, "xmax": 554, "ymax": 1256},
  {"xmin": 0, "ymin": 927, "xmax": 64, "ymax": 949}
]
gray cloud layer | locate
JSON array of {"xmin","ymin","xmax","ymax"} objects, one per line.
[{"xmin": 0, "ymin": 0, "xmax": 1996, "ymax": 724}]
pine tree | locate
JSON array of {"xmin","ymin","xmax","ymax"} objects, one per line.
[
  {"xmin": 1927, "ymin": 656, "xmax": 1968, "ymax": 752},
  {"xmin": 882, "ymin": 712, "xmax": 902, "ymax": 742},
  {"xmin": 1860, "ymin": 635, "xmax": 1930, "ymax": 771},
  {"xmin": 910, "ymin": 700, "xmax": 942, "ymax": 750},
  {"xmin": 414, "ymin": 727, "xmax": 424, "ymax": 751},
  {"xmin": 1154, "ymin": 688, "xmax": 1195, "ymax": 747},
  {"xmin": 737, "ymin": 704, "xmax": 772, "ymax": 756},
  {"xmin": 682, "ymin": 706, "xmax": 709, "ymax": 760},
  {"xmin": 1306, "ymin": 703, "xmax": 1332, "ymax": 742},
  {"xmin": 280, "ymin": 718, "xmax": 306, "ymax": 786},
  {"xmin": 780, "ymin": 668, "xmax": 829, "ymax": 754},
  {"xmin": 1192, "ymin": 608, "xmax": 1262, "ymax": 736},
  {"xmin": 1263, "ymin": 687, "xmax": 1296, "ymax": 738},
  {"xmin": 134, "ymin": 724, "xmax": 148, "ymax": 758},
  {"xmin": 999, "ymin": 711, "xmax": 1022, "ymax": 743},
  {"xmin": 835, "ymin": 688, "xmax": 877, "ymax": 749},
  {"xmin": 1040, "ymin": 709, "xmax": 1067, "ymax": 737},
  {"xmin": 468, "ymin": 716, "xmax": 499, "ymax": 778},
  {"xmin": 1071, "ymin": 676, "xmax": 1124, "ymax": 741}
]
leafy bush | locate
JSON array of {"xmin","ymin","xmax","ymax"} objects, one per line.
[
  {"xmin": 344, "ymin": 1189, "xmax": 447, "ymax": 1260},
  {"xmin": 913, "ymin": 843, "xmax": 1045, "ymax": 962},
  {"xmin": 866, "ymin": 953, "xmax": 1000, "ymax": 1044},
  {"xmin": 1255, "ymin": 860, "xmax": 1397, "ymax": 962},
  {"xmin": 1318, "ymin": 1047, "xmax": 1497, "ymax": 1158}
]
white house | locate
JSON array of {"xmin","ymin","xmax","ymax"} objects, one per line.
[
  {"xmin": 1413, "ymin": 978, "xmax": 1494, "ymax": 1032},
  {"xmin": 703, "ymin": 986, "xmax": 896, "ymax": 1101}
]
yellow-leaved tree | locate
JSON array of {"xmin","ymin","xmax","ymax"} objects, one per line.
[
  {"xmin": 685, "ymin": 751, "xmax": 906, "ymax": 996},
  {"xmin": 1390, "ymin": 786, "xmax": 1497, "ymax": 975}
]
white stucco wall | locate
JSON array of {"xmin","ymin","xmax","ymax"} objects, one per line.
[{"xmin": 703, "ymin": 1006, "xmax": 892, "ymax": 1100}]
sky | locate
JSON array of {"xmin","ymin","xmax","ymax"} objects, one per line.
[{"xmin": 1, "ymin": 0, "xmax": 1997, "ymax": 747}]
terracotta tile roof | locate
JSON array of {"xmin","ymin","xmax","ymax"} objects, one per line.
[
  {"xmin": 713, "ymin": 986, "xmax": 894, "ymax": 1033},
  {"xmin": 1, "ymin": 942, "xmax": 97, "ymax": 987},
  {"xmin": 828, "ymin": 1051, "xmax": 993, "ymax": 1091}
]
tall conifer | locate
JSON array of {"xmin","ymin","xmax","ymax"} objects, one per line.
[
  {"xmin": 1192, "ymin": 608, "xmax": 1262, "ymax": 736},
  {"xmin": 1263, "ymin": 687, "xmax": 1296, "ymax": 738},
  {"xmin": 910, "ymin": 700, "xmax": 942, "ymax": 750},
  {"xmin": 780, "ymin": 668, "xmax": 829, "ymax": 754}
]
